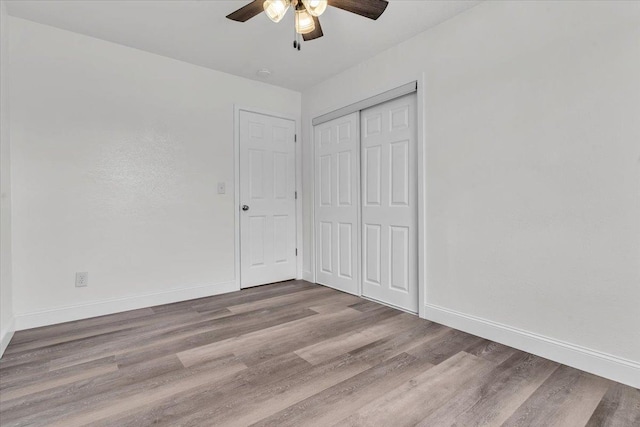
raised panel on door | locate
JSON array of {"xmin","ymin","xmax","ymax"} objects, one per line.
[
  {"xmin": 337, "ymin": 151, "xmax": 352, "ymax": 206},
  {"xmin": 319, "ymin": 155, "xmax": 332, "ymax": 207},
  {"xmin": 273, "ymin": 152, "xmax": 288, "ymax": 200},
  {"xmin": 389, "ymin": 226, "xmax": 409, "ymax": 292},
  {"xmin": 361, "ymin": 94, "xmax": 418, "ymax": 312},
  {"xmin": 364, "ymin": 223, "xmax": 381, "ymax": 286},
  {"xmin": 240, "ymin": 111, "xmax": 296, "ymax": 288},
  {"xmin": 338, "ymin": 222, "xmax": 353, "ymax": 279},
  {"xmin": 249, "ymin": 216, "xmax": 266, "ymax": 267},
  {"xmin": 314, "ymin": 112, "xmax": 359, "ymax": 295},
  {"xmin": 273, "ymin": 215, "xmax": 289, "ymax": 263},
  {"xmin": 390, "ymin": 140, "xmax": 409, "ymax": 206},
  {"xmin": 320, "ymin": 221, "xmax": 332, "ymax": 274},
  {"xmin": 363, "ymin": 145, "xmax": 381, "ymax": 207}
]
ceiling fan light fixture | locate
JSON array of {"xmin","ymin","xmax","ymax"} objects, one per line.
[
  {"xmin": 301, "ymin": 0, "xmax": 328, "ymax": 17},
  {"xmin": 295, "ymin": 8, "xmax": 315, "ymax": 34},
  {"xmin": 263, "ymin": 0, "xmax": 290, "ymax": 23}
]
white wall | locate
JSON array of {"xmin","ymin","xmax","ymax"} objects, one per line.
[
  {"xmin": 9, "ymin": 17, "xmax": 301, "ymax": 328},
  {"xmin": 302, "ymin": 1, "xmax": 640, "ymax": 384},
  {"xmin": 0, "ymin": 0, "xmax": 15, "ymax": 355}
]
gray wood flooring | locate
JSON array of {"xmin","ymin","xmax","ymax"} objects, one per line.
[{"xmin": 0, "ymin": 280, "xmax": 638, "ymax": 426}]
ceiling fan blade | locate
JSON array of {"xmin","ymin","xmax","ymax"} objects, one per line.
[
  {"xmin": 226, "ymin": 0, "xmax": 264, "ymax": 22},
  {"xmin": 303, "ymin": 16, "xmax": 324, "ymax": 41},
  {"xmin": 328, "ymin": 0, "xmax": 388, "ymax": 20}
]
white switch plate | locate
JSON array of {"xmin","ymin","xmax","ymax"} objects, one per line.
[
  {"xmin": 217, "ymin": 182, "xmax": 226, "ymax": 194},
  {"xmin": 75, "ymin": 272, "xmax": 88, "ymax": 287}
]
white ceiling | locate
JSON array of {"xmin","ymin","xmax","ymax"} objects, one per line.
[{"xmin": 6, "ymin": 0, "xmax": 480, "ymax": 91}]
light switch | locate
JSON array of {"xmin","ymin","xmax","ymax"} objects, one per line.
[{"xmin": 217, "ymin": 182, "xmax": 226, "ymax": 194}]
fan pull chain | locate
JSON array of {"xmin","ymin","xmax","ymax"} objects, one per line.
[
  {"xmin": 292, "ymin": 12, "xmax": 301, "ymax": 51},
  {"xmin": 293, "ymin": 16, "xmax": 297, "ymax": 49}
]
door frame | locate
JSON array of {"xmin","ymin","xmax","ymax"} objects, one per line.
[
  {"xmin": 309, "ymin": 73, "xmax": 427, "ymax": 319},
  {"xmin": 234, "ymin": 105, "xmax": 303, "ymax": 289}
]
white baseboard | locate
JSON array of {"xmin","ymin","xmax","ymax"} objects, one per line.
[
  {"xmin": 0, "ymin": 316, "xmax": 16, "ymax": 358},
  {"xmin": 302, "ymin": 270, "xmax": 314, "ymax": 283},
  {"xmin": 424, "ymin": 303, "xmax": 640, "ymax": 389},
  {"xmin": 15, "ymin": 280, "xmax": 239, "ymax": 331}
]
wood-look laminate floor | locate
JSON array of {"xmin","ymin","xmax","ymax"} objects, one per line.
[{"xmin": 1, "ymin": 281, "xmax": 638, "ymax": 427}]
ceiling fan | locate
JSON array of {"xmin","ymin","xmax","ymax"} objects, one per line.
[{"xmin": 226, "ymin": 0, "xmax": 389, "ymax": 50}]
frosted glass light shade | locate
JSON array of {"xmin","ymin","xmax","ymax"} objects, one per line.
[
  {"xmin": 295, "ymin": 9, "xmax": 315, "ymax": 34},
  {"xmin": 302, "ymin": 0, "xmax": 328, "ymax": 17},
  {"xmin": 263, "ymin": 0, "xmax": 290, "ymax": 23}
]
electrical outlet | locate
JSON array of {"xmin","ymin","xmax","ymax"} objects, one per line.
[
  {"xmin": 217, "ymin": 182, "xmax": 226, "ymax": 194},
  {"xmin": 75, "ymin": 272, "xmax": 88, "ymax": 287}
]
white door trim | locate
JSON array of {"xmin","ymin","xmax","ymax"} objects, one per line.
[
  {"xmin": 234, "ymin": 105, "xmax": 302, "ymax": 289},
  {"xmin": 416, "ymin": 72, "xmax": 427, "ymax": 320},
  {"xmin": 309, "ymin": 74, "xmax": 427, "ymax": 319}
]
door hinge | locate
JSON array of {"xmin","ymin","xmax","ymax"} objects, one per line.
[
  {"xmin": 294, "ymin": 134, "xmax": 297, "ymax": 143},
  {"xmin": 295, "ymin": 191, "xmax": 298, "ymax": 199},
  {"xmin": 295, "ymin": 248, "xmax": 298, "ymax": 256}
]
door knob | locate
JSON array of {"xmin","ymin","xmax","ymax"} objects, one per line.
[{"xmin": 242, "ymin": 205, "xmax": 250, "ymax": 211}]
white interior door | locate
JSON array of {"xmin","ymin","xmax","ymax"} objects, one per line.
[
  {"xmin": 314, "ymin": 112, "xmax": 359, "ymax": 295},
  {"xmin": 361, "ymin": 94, "xmax": 418, "ymax": 312},
  {"xmin": 240, "ymin": 111, "xmax": 296, "ymax": 288}
]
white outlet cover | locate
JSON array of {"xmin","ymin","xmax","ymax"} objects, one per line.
[
  {"xmin": 217, "ymin": 182, "xmax": 226, "ymax": 194},
  {"xmin": 75, "ymin": 272, "xmax": 88, "ymax": 287}
]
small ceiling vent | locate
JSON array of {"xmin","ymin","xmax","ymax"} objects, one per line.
[{"xmin": 257, "ymin": 68, "xmax": 272, "ymax": 79}]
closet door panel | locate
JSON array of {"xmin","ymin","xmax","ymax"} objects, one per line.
[
  {"xmin": 361, "ymin": 94, "xmax": 418, "ymax": 312},
  {"xmin": 314, "ymin": 113, "xmax": 359, "ymax": 294}
]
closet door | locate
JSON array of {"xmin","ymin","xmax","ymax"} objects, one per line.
[
  {"xmin": 361, "ymin": 94, "xmax": 418, "ymax": 312},
  {"xmin": 314, "ymin": 112, "xmax": 359, "ymax": 295}
]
